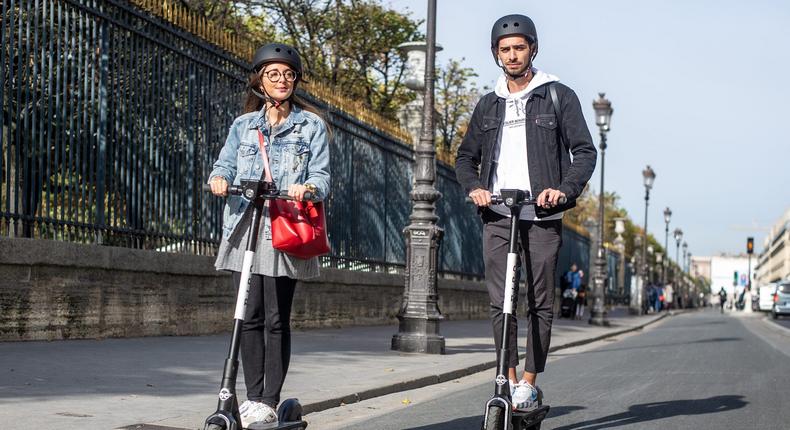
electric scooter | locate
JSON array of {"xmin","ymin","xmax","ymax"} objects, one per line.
[
  {"xmin": 471, "ymin": 189, "xmax": 561, "ymax": 430},
  {"xmin": 203, "ymin": 179, "xmax": 308, "ymax": 430}
]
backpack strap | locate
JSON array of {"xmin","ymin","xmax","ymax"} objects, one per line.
[{"xmin": 549, "ymin": 83, "xmax": 570, "ymax": 152}]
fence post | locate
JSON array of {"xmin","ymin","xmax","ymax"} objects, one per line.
[{"xmin": 95, "ymin": 19, "xmax": 109, "ymax": 244}]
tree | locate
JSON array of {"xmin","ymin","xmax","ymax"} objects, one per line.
[
  {"xmin": 181, "ymin": 0, "xmax": 423, "ymax": 118},
  {"xmin": 435, "ymin": 58, "xmax": 480, "ymax": 155},
  {"xmin": 564, "ymin": 187, "xmax": 668, "ymax": 260}
]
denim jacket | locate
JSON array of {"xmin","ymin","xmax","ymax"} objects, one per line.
[{"xmin": 209, "ymin": 105, "xmax": 331, "ymax": 239}]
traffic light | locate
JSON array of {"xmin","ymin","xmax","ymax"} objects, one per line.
[{"xmin": 747, "ymin": 237, "xmax": 754, "ymax": 254}]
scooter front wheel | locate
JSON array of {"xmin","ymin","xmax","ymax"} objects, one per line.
[
  {"xmin": 484, "ymin": 405, "xmax": 505, "ymax": 430},
  {"xmin": 204, "ymin": 424, "xmax": 225, "ymax": 430}
]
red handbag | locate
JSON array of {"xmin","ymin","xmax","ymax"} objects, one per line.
[
  {"xmin": 257, "ymin": 129, "xmax": 330, "ymax": 259},
  {"xmin": 269, "ymin": 199, "xmax": 330, "ymax": 259}
]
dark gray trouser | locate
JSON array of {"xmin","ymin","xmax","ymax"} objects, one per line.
[
  {"xmin": 483, "ymin": 210, "xmax": 562, "ymax": 374},
  {"xmin": 232, "ymin": 272, "xmax": 297, "ymax": 408}
]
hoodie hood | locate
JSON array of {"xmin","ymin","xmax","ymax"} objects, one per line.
[{"xmin": 494, "ymin": 68, "xmax": 560, "ymax": 99}]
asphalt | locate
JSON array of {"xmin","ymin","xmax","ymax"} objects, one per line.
[
  {"xmin": 329, "ymin": 309, "xmax": 790, "ymax": 430},
  {"xmin": 0, "ymin": 307, "xmax": 668, "ymax": 430}
]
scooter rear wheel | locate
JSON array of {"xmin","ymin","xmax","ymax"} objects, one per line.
[{"xmin": 485, "ymin": 405, "xmax": 505, "ymax": 430}]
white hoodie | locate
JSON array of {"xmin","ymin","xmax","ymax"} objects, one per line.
[{"xmin": 490, "ymin": 68, "xmax": 562, "ymax": 221}]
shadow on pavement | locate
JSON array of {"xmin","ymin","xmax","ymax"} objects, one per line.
[
  {"xmin": 547, "ymin": 405, "xmax": 586, "ymax": 419},
  {"xmin": 399, "ymin": 405, "xmax": 588, "ymax": 429},
  {"xmin": 404, "ymin": 415, "xmax": 480, "ymax": 429},
  {"xmin": 550, "ymin": 395, "xmax": 748, "ymax": 430}
]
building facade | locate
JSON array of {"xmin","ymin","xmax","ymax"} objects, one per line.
[{"xmin": 755, "ymin": 208, "xmax": 790, "ymax": 284}]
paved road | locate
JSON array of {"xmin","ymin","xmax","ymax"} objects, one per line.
[{"xmin": 310, "ymin": 310, "xmax": 790, "ymax": 430}]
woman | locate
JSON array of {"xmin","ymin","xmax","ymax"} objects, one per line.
[{"xmin": 208, "ymin": 42, "xmax": 330, "ymax": 428}]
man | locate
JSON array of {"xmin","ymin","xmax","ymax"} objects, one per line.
[{"xmin": 455, "ymin": 14, "xmax": 597, "ymax": 410}]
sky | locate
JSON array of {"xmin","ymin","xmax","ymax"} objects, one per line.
[{"xmin": 386, "ymin": 0, "xmax": 790, "ymax": 259}]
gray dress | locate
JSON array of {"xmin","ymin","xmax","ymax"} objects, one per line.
[{"xmin": 214, "ymin": 202, "xmax": 320, "ymax": 280}]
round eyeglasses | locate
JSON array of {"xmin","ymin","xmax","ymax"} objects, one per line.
[{"xmin": 263, "ymin": 69, "xmax": 297, "ymax": 83}]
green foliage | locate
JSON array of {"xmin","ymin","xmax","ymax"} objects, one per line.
[
  {"xmin": 436, "ymin": 58, "xmax": 481, "ymax": 153},
  {"xmin": 564, "ymin": 186, "xmax": 668, "ymax": 260}
]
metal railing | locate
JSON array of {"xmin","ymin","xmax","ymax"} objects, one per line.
[{"xmin": 1, "ymin": 0, "xmax": 485, "ymax": 276}]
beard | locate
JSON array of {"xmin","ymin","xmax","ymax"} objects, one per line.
[{"xmin": 504, "ymin": 61, "xmax": 531, "ymax": 79}]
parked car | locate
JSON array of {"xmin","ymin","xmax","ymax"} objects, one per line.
[
  {"xmin": 758, "ymin": 284, "xmax": 779, "ymax": 312},
  {"xmin": 772, "ymin": 282, "xmax": 790, "ymax": 319}
]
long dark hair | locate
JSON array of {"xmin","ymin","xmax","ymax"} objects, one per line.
[{"xmin": 242, "ymin": 71, "xmax": 331, "ymax": 139}]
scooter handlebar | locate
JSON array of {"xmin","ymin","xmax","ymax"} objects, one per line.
[
  {"xmin": 465, "ymin": 193, "xmax": 567, "ymax": 206},
  {"xmin": 202, "ymin": 182, "xmax": 314, "ymax": 201}
]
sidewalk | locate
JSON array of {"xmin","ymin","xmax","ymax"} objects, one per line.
[{"xmin": 0, "ymin": 307, "xmax": 667, "ymax": 430}]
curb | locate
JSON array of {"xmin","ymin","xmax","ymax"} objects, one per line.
[
  {"xmin": 302, "ymin": 312, "xmax": 669, "ymax": 415},
  {"xmin": 761, "ymin": 315, "xmax": 790, "ymax": 335}
]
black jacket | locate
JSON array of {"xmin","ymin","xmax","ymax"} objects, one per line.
[{"xmin": 455, "ymin": 82, "xmax": 597, "ymax": 218}]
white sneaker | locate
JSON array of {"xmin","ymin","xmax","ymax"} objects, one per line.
[
  {"xmin": 239, "ymin": 401, "xmax": 278, "ymax": 429},
  {"xmin": 511, "ymin": 380, "xmax": 538, "ymax": 410}
]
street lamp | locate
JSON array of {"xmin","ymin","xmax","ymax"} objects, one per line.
[
  {"xmin": 673, "ymin": 228, "xmax": 683, "ymax": 270},
  {"xmin": 673, "ymin": 227, "xmax": 683, "ymax": 306},
  {"xmin": 647, "ymin": 245, "xmax": 654, "ymax": 283},
  {"xmin": 614, "ymin": 218, "xmax": 627, "ymax": 299},
  {"xmin": 641, "ymin": 165, "xmax": 656, "ymax": 283},
  {"xmin": 392, "ymin": 0, "xmax": 445, "ymax": 354},
  {"xmin": 631, "ymin": 234, "xmax": 643, "ymax": 315},
  {"xmin": 655, "ymin": 251, "xmax": 663, "ymax": 283},
  {"xmin": 590, "ymin": 93, "xmax": 613, "ymax": 326},
  {"xmin": 662, "ymin": 207, "xmax": 671, "ymax": 285}
]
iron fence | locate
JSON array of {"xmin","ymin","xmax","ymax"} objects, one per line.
[{"xmin": 0, "ymin": 0, "xmax": 485, "ymax": 276}]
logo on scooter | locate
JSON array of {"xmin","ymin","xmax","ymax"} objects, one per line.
[
  {"xmin": 495, "ymin": 374, "xmax": 507, "ymax": 386},
  {"xmin": 218, "ymin": 388, "xmax": 233, "ymax": 401}
]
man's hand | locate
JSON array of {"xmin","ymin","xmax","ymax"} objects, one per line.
[
  {"xmin": 209, "ymin": 176, "xmax": 229, "ymax": 197},
  {"xmin": 537, "ymin": 188, "xmax": 566, "ymax": 209},
  {"xmin": 469, "ymin": 188, "xmax": 492, "ymax": 207}
]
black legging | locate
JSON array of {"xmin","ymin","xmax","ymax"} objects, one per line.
[{"xmin": 232, "ymin": 272, "xmax": 297, "ymax": 408}]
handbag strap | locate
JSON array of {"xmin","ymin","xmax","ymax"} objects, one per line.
[{"xmin": 257, "ymin": 129, "xmax": 273, "ymax": 182}]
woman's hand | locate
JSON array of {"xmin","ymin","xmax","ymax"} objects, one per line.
[
  {"xmin": 288, "ymin": 183, "xmax": 309, "ymax": 201},
  {"xmin": 209, "ymin": 176, "xmax": 228, "ymax": 197}
]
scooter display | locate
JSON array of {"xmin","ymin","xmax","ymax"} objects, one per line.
[
  {"xmin": 203, "ymin": 179, "xmax": 308, "ymax": 430},
  {"xmin": 470, "ymin": 189, "xmax": 561, "ymax": 430}
]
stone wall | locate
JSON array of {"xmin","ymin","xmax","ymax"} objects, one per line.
[{"xmin": 0, "ymin": 238, "xmax": 489, "ymax": 341}]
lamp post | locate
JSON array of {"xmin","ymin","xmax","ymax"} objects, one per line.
[
  {"xmin": 662, "ymin": 207, "xmax": 671, "ymax": 285},
  {"xmin": 614, "ymin": 218, "xmax": 626, "ymax": 300},
  {"xmin": 655, "ymin": 251, "xmax": 663, "ymax": 284},
  {"xmin": 682, "ymin": 241, "xmax": 688, "ymax": 273},
  {"xmin": 641, "ymin": 165, "xmax": 656, "ymax": 282},
  {"xmin": 631, "ymin": 234, "xmax": 643, "ymax": 314},
  {"xmin": 647, "ymin": 245, "xmax": 654, "ymax": 284},
  {"xmin": 673, "ymin": 228, "xmax": 683, "ymax": 307},
  {"xmin": 397, "ymin": 41, "xmax": 443, "ymax": 144},
  {"xmin": 392, "ymin": 0, "xmax": 445, "ymax": 354},
  {"xmin": 590, "ymin": 93, "xmax": 613, "ymax": 326}
]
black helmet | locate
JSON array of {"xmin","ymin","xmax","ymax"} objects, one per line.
[
  {"xmin": 252, "ymin": 42, "xmax": 303, "ymax": 79},
  {"xmin": 490, "ymin": 14, "xmax": 538, "ymax": 62}
]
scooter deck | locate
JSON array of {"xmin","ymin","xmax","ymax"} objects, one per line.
[{"xmin": 512, "ymin": 405, "xmax": 550, "ymax": 430}]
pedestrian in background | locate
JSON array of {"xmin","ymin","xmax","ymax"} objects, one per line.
[
  {"xmin": 575, "ymin": 280, "xmax": 587, "ymax": 320},
  {"xmin": 208, "ymin": 42, "xmax": 331, "ymax": 428},
  {"xmin": 664, "ymin": 282, "xmax": 674, "ymax": 311}
]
